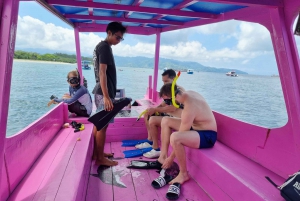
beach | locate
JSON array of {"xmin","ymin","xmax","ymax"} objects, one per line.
[{"xmin": 13, "ymin": 59, "xmax": 76, "ymax": 65}]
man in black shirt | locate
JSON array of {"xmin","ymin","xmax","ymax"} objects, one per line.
[{"xmin": 92, "ymin": 22, "xmax": 126, "ymax": 166}]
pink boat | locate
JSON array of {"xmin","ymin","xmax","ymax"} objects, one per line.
[{"xmin": 1, "ymin": 0, "xmax": 300, "ymax": 200}]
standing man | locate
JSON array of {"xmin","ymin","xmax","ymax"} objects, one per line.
[
  {"xmin": 92, "ymin": 22, "xmax": 126, "ymax": 166},
  {"xmin": 158, "ymin": 83, "xmax": 217, "ymax": 185}
]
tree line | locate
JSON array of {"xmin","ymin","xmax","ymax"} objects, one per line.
[{"xmin": 14, "ymin": 50, "xmax": 92, "ymax": 63}]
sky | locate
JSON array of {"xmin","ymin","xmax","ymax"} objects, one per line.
[{"xmin": 16, "ymin": 1, "xmax": 300, "ymax": 75}]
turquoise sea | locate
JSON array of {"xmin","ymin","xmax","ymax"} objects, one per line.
[{"xmin": 6, "ymin": 60, "xmax": 288, "ymax": 136}]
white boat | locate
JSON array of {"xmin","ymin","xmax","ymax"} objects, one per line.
[
  {"xmin": 226, "ymin": 71, "xmax": 238, "ymax": 77},
  {"xmin": 163, "ymin": 67, "xmax": 168, "ymax": 72},
  {"xmin": 187, "ymin": 69, "xmax": 193, "ymax": 74}
]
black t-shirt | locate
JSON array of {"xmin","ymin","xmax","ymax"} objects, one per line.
[{"xmin": 92, "ymin": 41, "xmax": 116, "ymax": 99}]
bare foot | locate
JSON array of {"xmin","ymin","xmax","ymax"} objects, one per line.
[
  {"xmin": 157, "ymin": 155, "xmax": 167, "ymax": 165},
  {"xmin": 104, "ymin": 153, "xmax": 114, "ymax": 157},
  {"xmin": 169, "ymin": 172, "xmax": 190, "ymax": 185},
  {"xmin": 95, "ymin": 157, "xmax": 118, "ymax": 166},
  {"xmin": 92, "ymin": 153, "xmax": 114, "ymax": 161}
]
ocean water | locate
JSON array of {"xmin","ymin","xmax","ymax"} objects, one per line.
[{"xmin": 6, "ymin": 60, "xmax": 288, "ymax": 136}]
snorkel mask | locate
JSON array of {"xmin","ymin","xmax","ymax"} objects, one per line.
[{"xmin": 68, "ymin": 77, "xmax": 80, "ymax": 85}]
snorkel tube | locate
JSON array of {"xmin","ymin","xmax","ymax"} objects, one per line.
[
  {"xmin": 137, "ymin": 110, "xmax": 147, "ymax": 121},
  {"xmin": 171, "ymin": 71, "xmax": 181, "ymax": 108},
  {"xmin": 137, "ymin": 110, "xmax": 160, "ymax": 121}
]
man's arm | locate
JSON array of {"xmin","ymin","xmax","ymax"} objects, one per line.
[
  {"xmin": 179, "ymin": 106, "xmax": 195, "ymax": 131},
  {"xmin": 99, "ymin": 63, "xmax": 109, "ymax": 98},
  {"xmin": 99, "ymin": 63, "xmax": 113, "ymax": 110}
]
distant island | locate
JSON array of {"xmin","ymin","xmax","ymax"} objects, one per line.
[{"xmin": 14, "ymin": 50, "xmax": 248, "ymax": 74}]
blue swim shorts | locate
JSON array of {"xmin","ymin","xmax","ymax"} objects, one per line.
[{"xmin": 190, "ymin": 128, "xmax": 217, "ymax": 149}]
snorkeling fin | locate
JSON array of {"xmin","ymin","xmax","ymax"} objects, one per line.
[
  {"xmin": 88, "ymin": 97, "xmax": 131, "ymax": 131},
  {"xmin": 127, "ymin": 160, "xmax": 162, "ymax": 169},
  {"xmin": 122, "ymin": 139, "xmax": 153, "ymax": 147},
  {"xmin": 123, "ymin": 147, "xmax": 152, "ymax": 158}
]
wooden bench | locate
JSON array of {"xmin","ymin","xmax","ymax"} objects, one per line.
[
  {"xmin": 7, "ymin": 124, "xmax": 93, "ymax": 201},
  {"xmin": 185, "ymin": 141, "xmax": 286, "ymax": 201}
]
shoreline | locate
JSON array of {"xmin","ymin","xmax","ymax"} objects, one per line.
[{"xmin": 14, "ymin": 59, "xmax": 76, "ymax": 65}]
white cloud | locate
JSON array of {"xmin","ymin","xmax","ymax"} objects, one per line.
[
  {"xmin": 237, "ymin": 22, "xmax": 272, "ymax": 52},
  {"xmin": 191, "ymin": 20, "xmax": 240, "ymax": 36},
  {"xmin": 242, "ymin": 59, "xmax": 249, "ymax": 64},
  {"xmin": 16, "ymin": 16, "xmax": 104, "ymax": 55}
]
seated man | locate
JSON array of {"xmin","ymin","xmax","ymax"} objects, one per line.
[
  {"xmin": 157, "ymin": 83, "xmax": 217, "ymax": 185},
  {"xmin": 136, "ymin": 69, "xmax": 183, "ymax": 158}
]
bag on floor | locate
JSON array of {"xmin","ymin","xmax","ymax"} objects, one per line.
[{"xmin": 265, "ymin": 170, "xmax": 300, "ymax": 201}]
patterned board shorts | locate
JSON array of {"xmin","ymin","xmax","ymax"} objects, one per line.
[{"xmin": 94, "ymin": 94, "xmax": 115, "ymax": 123}]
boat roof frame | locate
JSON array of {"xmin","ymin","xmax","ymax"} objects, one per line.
[{"xmin": 35, "ymin": 0, "xmax": 286, "ymax": 35}]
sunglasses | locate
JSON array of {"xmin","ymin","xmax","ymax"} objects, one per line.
[
  {"xmin": 164, "ymin": 98, "xmax": 172, "ymax": 105},
  {"xmin": 114, "ymin": 34, "xmax": 124, "ymax": 41}
]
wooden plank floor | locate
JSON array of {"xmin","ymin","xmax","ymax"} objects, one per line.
[{"xmin": 86, "ymin": 142, "xmax": 212, "ymax": 201}]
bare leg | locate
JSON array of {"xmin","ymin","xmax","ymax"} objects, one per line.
[
  {"xmin": 95, "ymin": 125, "xmax": 118, "ymax": 166},
  {"xmin": 92, "ymin": 126, "xmax": 113, "ymax": 160},
  {"xmin": 157, "ymin": 117, "xmax": 181, "ymax": 164},
  {"xmin": 144, "ymin": 114, "xmax": 152, "ymax": 141},
  {"xmin": 169, "ymin": 131, "xmax": 200, "ymax": 184},
  {"xmin": 148, "ymin": 116, "xmax": 164, "ymax": 149}
]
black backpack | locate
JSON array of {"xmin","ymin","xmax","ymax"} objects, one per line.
[{"xmin": 266, "ymin": 171, "xmax": 300, "ymax": 201}]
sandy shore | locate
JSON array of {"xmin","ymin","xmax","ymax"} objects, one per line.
[{"xmin": 14, "ymin": 59, "xmax": 76, "ymax": 65}]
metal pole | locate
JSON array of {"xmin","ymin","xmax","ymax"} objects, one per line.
[
  {"xmin": 152, "ymin": 30, "xmax": 161, "ymax": 102},
  {"xmin": 0, "ymin": 0, "xmax": 19, "ymax": 190},
  {"xmin": 74, "ymin": 27, "xmax": 83, "ymax": 85}
]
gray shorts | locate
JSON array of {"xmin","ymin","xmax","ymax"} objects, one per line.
[{"xmin": 94, "ymin": 94, "xmax": 115, "ymax": 123}]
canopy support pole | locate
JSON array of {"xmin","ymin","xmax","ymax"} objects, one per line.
[
  {"xmin": 74, "ymin": 27, "xmax": 83, "ymax": 85},
  {"xmin": 152, "ymin": 29, "xmax": 161, "ymax": 103},
  {"xmin": 0, "ymin": 0, "xmax": 19, "ymax": 193}
]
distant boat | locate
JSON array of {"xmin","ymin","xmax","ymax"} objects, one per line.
[
  {"xmin": 82, "ymin": 60, "xmax": 91, "ymax": 70},
  {"xmin": 226, "ymin": 71, "xmax": 238, "ymax": 77},
  {"xmin": 163, "ymin": 67, "xmax": 168, "ymax": 72},
  {"xmin": 187, "ymin": 69, "xmax": 193, "ymax": 74}
]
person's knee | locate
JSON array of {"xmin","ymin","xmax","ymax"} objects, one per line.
[
  {"xmin": 149, "ymin": 116, "xmax": 161, "ymax": 127},
  {"xmin": 170, "ymin": 132, "xmax": 181, "ymax": 146},
  {"xmin": 161, "ymin": 116, "xmax": 171, "ymax": 127}
]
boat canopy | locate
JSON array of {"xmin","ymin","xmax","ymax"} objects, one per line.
[{"xmin": 36, "ymin": 0, "xmax": 284, "ymax": 35}]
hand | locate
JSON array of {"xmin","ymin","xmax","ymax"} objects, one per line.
[
  {"xmin": 103, "ymin": 96, "xmax": 113, "ymax": 111},
  {"xmin": 47, "ymin": 99, "xmax": 55, "ymax": 107},
  {"xmin": 146, "ymin": 107, "xmax": 156, "ymax": 116},
  {"xmin": 162, "ymin": 157, "xmax": 174, "ymax": 169}
]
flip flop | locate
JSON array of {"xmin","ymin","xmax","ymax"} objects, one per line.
[
  {"xmin": 127, "ymin": 160, "xmax": 162, "ymax": 169},
  {"xmin": 151, "ymin": 174, "xmax": 173, "ymax": 189},
  {"xmin": 166, "ymin": 183, "xmax": 181, "ymax": 200}
]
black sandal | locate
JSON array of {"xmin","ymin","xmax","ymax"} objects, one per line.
[
  {"xmin": 151, "ymin": 175, "xmax": 173, "ymax": 189},
  {"xmin": 166, "ymin": 182, "xmax": 181, "ymax": 200}
]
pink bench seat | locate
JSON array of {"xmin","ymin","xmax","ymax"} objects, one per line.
[
  {"xmin": 186, "ymin": 141, "xmax": 286, "ymax": 201},
  {"xmin": 7, "ymin": 124, "xmax": 93, "ymax": 201}
]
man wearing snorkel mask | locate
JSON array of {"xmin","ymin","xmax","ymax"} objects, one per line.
[
  {"xmin": 136, "ymin": 69, "xmax": 184, "ymax": 159},
  {"xmin": 47, "ymin": 70, "xmax": 92, "ymax": 117},
  {"xmin": 92, "ymin": 22, "xmax": 127, "ymax": 166},
  {"xmin": 158, "ymin": 83, "xmax": 217, "ymax": 186}
]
